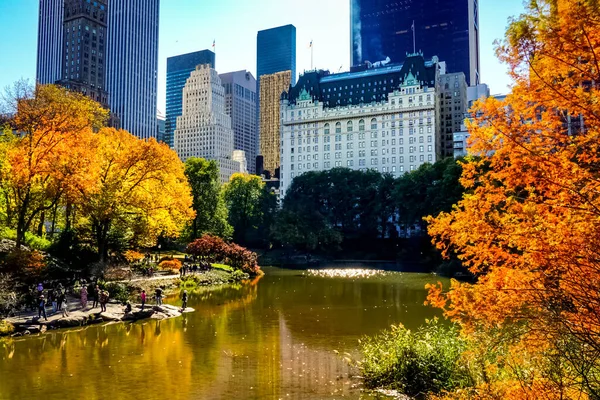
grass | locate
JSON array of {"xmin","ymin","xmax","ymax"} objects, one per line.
[{"xmin": 211, "ymin": 263, "xmax": 233, "ymax": 272}]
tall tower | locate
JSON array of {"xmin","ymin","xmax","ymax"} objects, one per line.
[
  {"xmin": 219, "ymin": 70, "xmax": 257, "ymax": 174},
  {"xmin": 174, "ymin": 65, "xmax": 241, "ymax": 183},
  {"xmin": 166, "ymin": 50, "xmax": 216, "ymax": 148},
  {"xmin": 350, "ymin": 0, "xmax": 480, "ymax": 85},
  {"xmin": 59, "ymin": 0, "xmax": 109, "ymax": 107},
  {"xmin": 36, "ymin": 0, "xmax": 64, "ymax": 85},
  {"xmin": 106, "ymin": 0, "xmax": 160, "ymax": 139},
  {"xmin": 259, "ymin": 71, "xmax": 292, "ymax": 177}
]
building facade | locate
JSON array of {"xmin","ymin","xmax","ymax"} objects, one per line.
[
  {"xmin": 280, "ymin": 54, "xmax": 441, "ymax": 197},
  {"xmin": 350, "ymin": 0, "xmax": 480, "ymax": 85},
  {"xmin": 58, "ymin": 0, "xmax": 109, "ymax": 107},
  {"xmin": 157, "ymin": 115, "xmax": 165, "ymax": 143},
  {"xmin": 37, "ymin": 0, "xmax": 64, "ymax": 85},
  {"xmin": 256, "ymin": 25, "xmax": 297, "ymax": 85},
  {"xmin": 105, "ymin": 0, "xmax": 160, "ymax": 139},
  {"xmin": 174, "ymin": 64, "xmax": 240, "ymax": 183},
  {"xmin": 219, "ymin": 70, "xmax": 258, "ymax": 174},
  {"xmin": 439, "ymin": 72, "xmax": 467, "ymax": 158},
  {"xmin": 166, "ymin": 50, "xmax": 216, "ymax": 148},
  {"xmin": 260, "ymin": 71, "xmax": 292, "ymax": 176}
]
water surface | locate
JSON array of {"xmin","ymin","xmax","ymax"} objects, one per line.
[{"xmin": 0, "ymin": 266, "xmax": 447, "ymax": 399}]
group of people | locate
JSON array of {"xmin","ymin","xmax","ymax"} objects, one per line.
[
  {"xmin": 35, "ymin": 283, "xmax": 69, "ymax": 321},
  {"xmin": 138, "ymin": 287, "xmax": 187, "ymax": 311},
  {"xmin": 179, "ymin": 260, "xmax": 212, "ymax": 278}
]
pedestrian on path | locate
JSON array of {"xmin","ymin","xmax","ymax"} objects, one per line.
[
  {"xmin": 80, "ymin": 285, "xmax": 88, "ymax": 309},
  {"xmin": 140, "ymin": 290, "xmax": 147, "ymax": 310},
  {"xmin": 155, "ymin": 287, "xmax": 163, "ymax": 306},
  {"xmin": 100, "ymin": 290, "xmax": 109, "ymax": 312},
  {"xmin": 92, "ymin": 285, "xmax": 100, "ymax": 308},
  {"xmin": 38, "ymin": 295, "xmax": 47, "ymax": 321}
]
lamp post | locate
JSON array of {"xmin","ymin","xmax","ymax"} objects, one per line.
[{"xmin": 158, "ymin": 244, "xmax": 162, "ymax": 260}]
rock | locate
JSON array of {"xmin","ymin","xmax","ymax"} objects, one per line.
[
  {"xmin": 181, "ymin": 307, "xmax": 195, "ymax": 313},
  {"xmin": 122, "ymin": 309, "xmax": 154, "ymax": 321},
  {"xmin": 51, "ymin": 316, "xmax": 87, "ymax": 328},
  {"xmin": 11, "ymin": 332, "xmax": 22, "ymax": 337},
  {"xmin": 21, "ymin": 325, "xmax": 42, "ymax": 334},
  {"xmin": 99, "ymin": 312, "xmax": 122, "ymax": 322}
]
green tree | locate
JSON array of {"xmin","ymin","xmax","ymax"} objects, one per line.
[
  {"xmin": 184, "ymin": 158, "xmax": 232, "ymax": 240},
  {"xmin": 222, "ymin": 173, "xmax": 264, "ymax": 244}
]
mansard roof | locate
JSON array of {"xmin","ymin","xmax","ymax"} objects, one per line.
[{"xmin": 282, "ymin": 54, "xmax": 439, "ymax": 108}]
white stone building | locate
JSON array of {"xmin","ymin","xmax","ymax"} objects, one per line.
[
  {"xmin": 174, "ymin": 64, "xmax": 240, "ymax": 183},
  {"xmin": 279, "ymin": 54, "xmax": 441, "ymax": 197}
]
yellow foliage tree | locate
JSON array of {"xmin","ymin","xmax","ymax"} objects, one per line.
[
  {"xmin": 426, "ymin": 0, "xmax": 600, "ymax": 398},
  {"xmin": 1, "ymin": 84, "xmax": 107, "ymax": 248},
  {"xmin": 77, "ymin": 128, "xmax": 194, "ymax": 262}
]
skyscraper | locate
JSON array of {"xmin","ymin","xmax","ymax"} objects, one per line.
[
  {"xmin": 350, "ymin": 0, "xmax": 480, "ymax": 85},
  {"xmin": 219, "ymin": 70, "xmax": 257, "ymax": 174},
  {"xmin": 59, "ymin": 0, "xmax": 109, "ymax": 107},
  {"xmin": 174, "ymin": 64, "xmax": 241, "ymax": 183},
  {"xmin": 259, "ymin": 71, "xmax": 292, "ymax": 176},
  {"xmin": 36, "ymin": 0, "xmax": 64, "ymax": 84},
  {"xmin": 165, "ymin": 50, "xmax": 216, "ymax": 148},
  {"xmin": 257, "ymin": 25, "xmax": 297, "ymax": 85},
  {"xmin": 105, "ymin": 0, "xmax": 160, "ymax": 139}
]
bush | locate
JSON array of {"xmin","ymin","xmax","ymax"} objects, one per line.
[
  {"xmin": 1, "ymin": 249, "xmax": 46, "ymax": 283},
  {"xmin": 358, "ymin": 319, "xmax": 470, "ymax": 396},
  {"xmin": 102, "ymin": 282, "xmax": 130, "ymax": 304},
  {"xmin": 158, "ymin": 258, "xmax": 182, "ymax": 273},
  {"xmin": 123, "ymin": 250, "xmax": 144, "ymax": 264},
  {"xmin": 0, "ymin": 320, "xmax": 14, "ymax": 336},
  {"xmin": 187, "ymin": 235, "xmax": 260, "ymax": 276}
]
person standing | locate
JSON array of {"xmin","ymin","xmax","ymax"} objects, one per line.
[
  {"xmin": 50, "ymin": 289, "xmax": 57, "ymax": 314},
  {"xmin": 61, "ymin": 298, "xmax": 69, "ymax": 317},
  {"xmin": 181, "ymin": 290, "xmax": 188, "ymax": 310},
  {"xmin": 80, "ymin": 285, "xmax": 88, "ymax": 309},
  {"xmin": 100, "ymin": 290, "xmax": 109, "ymax": 312},
  {"xmin": 155, "ymin": 287, "xmax": 163, "ymax": 306},
  {"xmin": 140, "ymin": 290, "xmax": 147, "ymax": 310},
  {"xmin": 93, "ymin": 285, "xmax": 100, "ymax": 308},
  {"xmin": 38, "ymin": 295, "xmax": 47, "ymax": 321}
]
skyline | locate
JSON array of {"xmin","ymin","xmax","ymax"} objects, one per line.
[{"xmin": 0, "ymin": 0, "xmax": 525, "ymax": 116}]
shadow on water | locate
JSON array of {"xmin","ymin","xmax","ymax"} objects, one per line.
[{"xmin": 0, "ymin": 266, "xmax": 448, "ymax": 400}]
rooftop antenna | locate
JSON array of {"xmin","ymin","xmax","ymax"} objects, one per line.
[
  {"xmin": 310, "ymin": 40, "xmax": 314, "ymax": 70},
  {"xmin": 411, "ymin": 21, "xmax": 416, "ymax": 54}
]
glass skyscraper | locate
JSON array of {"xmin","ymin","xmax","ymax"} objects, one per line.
[
  {"xmin": 105, "ymin": 0, "xmax": 160, "ymax": 139},
  {"xmin": 165, "ymin": 50, "xmax": 216, "ymax": 148},
  {"xmin": 36, "ymin": 0, "xmax": 64, "ymax": 84},
  {"xmin": 350, "ymin": 0, "xmax": 480, "ymax": 85},
  {"xmin": 256, "ymin": 24, "xmax": 297, "ymax": 85}
]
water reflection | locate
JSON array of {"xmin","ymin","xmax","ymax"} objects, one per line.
[{"xmin": 0, "ymin": 267, "xmax": 447, "ymax": 399}]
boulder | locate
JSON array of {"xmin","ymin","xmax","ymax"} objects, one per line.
[
  {"xmin": 122, "ymin": 309, "xmax": 154, "ymax": 321},
  {"xmin": 99, "ymin": 312, "xmax": 122, "ymax": 322},
  {"xmin": 20, "ymin": 325, "xmax": 42, "ymax": 334},
  {"xmin": 51, "ymin": 315, "xmax": 87, "ymax": 328}
]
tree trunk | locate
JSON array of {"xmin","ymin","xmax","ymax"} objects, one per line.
[
  {"xmin": 37, "ymin": 211, "xmax": 45, "ymax": 236},
  {"xmin": 65, "ymin": 202, "xmax": 72, "ymax": 232},
  {"xmin": 94, "ymin": 219, "xmax": 111, "ymax": 264}
]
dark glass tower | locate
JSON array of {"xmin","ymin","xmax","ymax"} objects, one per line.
[
  {"xmin": 256, "ymin": 24, "xmax": 297, "ymax": 85},
  {"xmin": 350, "ymin": 0, "xmax": 480, "ymax": 85},
  {"xmin": 165, "ymin": 50, "xmax": 216, "ymax": 148}
]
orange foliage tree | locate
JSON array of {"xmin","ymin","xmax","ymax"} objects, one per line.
[
  {"xmin": 427, "ymin": 0, "xmax": 600, "ymax": 397},
  {"xmin": 77, "ymin": 128, "xmax": 194, "ymax": 262},
  {"xmin": 1, "ymin": 84, "xmax": 106, "ymax": 248}
]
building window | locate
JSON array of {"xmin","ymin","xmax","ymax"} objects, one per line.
[
  {"xmin": 336, "ymin": 122, "xmax": 342, "ymax": 134},
  {"xmin": 324, "ymin": 123, "xmax": 330, "ymax": 135},
  {"xmin": 371, "ymin": 118, "xmax": 377, "ymax": 130},
  {"xmin": 347, "ymin": 121, "xmax": 353, "ymax": 132},
  {"xmin": 359, "ymin": 119, "xmax": 365, "ymax": 131},
  {"xmin": 347, "ymin": 160, "xmax": 354, "ymax": 167}
]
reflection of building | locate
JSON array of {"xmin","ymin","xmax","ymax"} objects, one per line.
[
  {"xmin": 439, "ymin": 72, "xmax": 467, "ymax": 158},
  {"xmin": 174, "ymin": 64, "xmax": 240, "ymax": 183},
  {"xmin": 350, "ymin": 0, "xmax": 480, "ymax": 85},
  {"xmin": 220, "ymin": 71, "xmax": 258, "ymax": 173},
  {"xmin": 279, "ymin": 54, "xmax": 441, "ymax": 197},
  {"xmin": 106, "ymin": 0, "xmax": 159, "ymax": 139},
  {"xmin": 166, "ymin": 50, "xmax": 216, "ymax": 148},
  {"xmin": 259, "ymin": 71, "xmax": 292, "ymax": 176}
]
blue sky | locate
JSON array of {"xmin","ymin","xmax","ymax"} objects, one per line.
[{"xmin": 0, "ymin": 0, "xmax": 525, "ymax": 114}]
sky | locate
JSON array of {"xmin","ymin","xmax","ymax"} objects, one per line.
[{"xmin": 0, "ymin": 0, "xmax": 526, "ymax": 115}]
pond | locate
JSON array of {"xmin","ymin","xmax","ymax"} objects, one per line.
[{"xmin": 0, "ymin": 266, "xmax": 448, "ymax": 399}]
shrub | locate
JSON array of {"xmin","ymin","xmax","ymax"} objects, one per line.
[
  {"xmin": 123, "ymin": 250, "xmax": 144, "ymax": 264},
  {"xmin": 1, "ymin": 249, "xmax": 46, "ymax": 283},
  {"xmin": 187, "ymin": 235, "xmax": 260, "ymax": 276},
  {"xmin": 358, "ymin": 319, "xmax": 470, "ymax": 396},
  {"xmin": 158, "ymin": 258, "xmax": 182, "ymax": 273},
  {"xmin": 102, "ymin": 282, "xmax": 130, "ymax": 304},
  {"xmin": 0, "ymin": 320, "xmax": 14, "ymax": 336},
  {"xmin": 224, "ymin": 243, "xmax": 259, "ymax": 275}
]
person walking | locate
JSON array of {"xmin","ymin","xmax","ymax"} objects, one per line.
[
  {"xmin": 38, "ymin": 295, "xmax": 47, "ymax": 321},
  {"xmin": 80, "ymin": 285, "xmax": 88, "ymax": 309},
  {"xmin": 100, "ymin": 290, "xmax": 109, "ymax": 312},
  {"xmin": 181, "ymin": 290, "xmax": 188, "ymax": 311},
  {"xmin": 140, "ymin": 290, "xmax": 147, "ymax": 311},
  {"xmin": 50, "ymin": 289, "xmax": 57, "ymax": 314}
]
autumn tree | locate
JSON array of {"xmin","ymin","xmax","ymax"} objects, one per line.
[
  {"xmin": 184, "ymin": 157, "xmax": 232, "ymax": 240},
  {"xmin": 77, "ymin": 128, "xmax": 194, "ymax": 263},
  {"xmin": 0, "ymin": 84, "xmax": 107, "ymax": 248},
  {"xmin": 427, "ymin": 0, "xmax": 600, "ymax": 397}
]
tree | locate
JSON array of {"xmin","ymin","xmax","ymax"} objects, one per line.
[
  {"xmin": 222, "ymin": 173, "xmax": 264, "ymax": 244},
  {"xmin": 1, "ymin": 84, "xmax": 107, "ymax": 248},
  {"xmin": 78, "ymin": 128, "xmax": 194, "ymax": 263},
  {"xmin": 427, "ymin": 0, "xmax": 600, "ymax": 397},
  {"xmin": 184, "ymin": 157, "xmax": 232, "ymax": 240}
]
